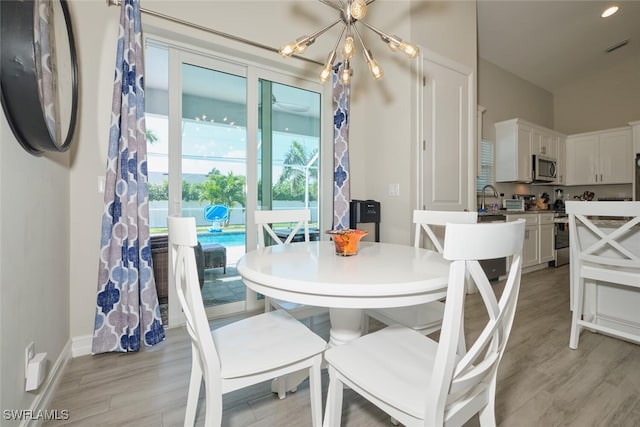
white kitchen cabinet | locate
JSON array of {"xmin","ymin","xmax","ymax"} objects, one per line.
[
  {"xmin": 566, "ymin": 127, "xmax": 633, "ymax": 185},
  {"xmin": 507, "ymin": 214, "xmax": 538, "ymax": 268},
  {"xmin": 507, "ymin": 213, "xmax": 554, "ymax": 268},
  {"xmin": 555, "ymin": 135, "xmax": 566, "ymax": 185},
  {"xmin": 532, "ymin": 129, "xmax": 557, "ymax": 159},
  {"xmin": 495, "ymin": 118, "xmax": 564, "ymax": 183},
  {"xmin": 495, "ymin": 119, "xmax": 532, "ymax": 182},
  {"xmin": 539, "ymin": 213, "xmax": 555, "ymax": 263},
  {"xmin": 522, "ymin": 225, "xmax": 539, "ymax": 268}
]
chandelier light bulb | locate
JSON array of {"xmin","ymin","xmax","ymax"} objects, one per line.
[
  {"xmin": 320, "ymin": 65, "xmax": 332, "ymax": 83},
  {"xmin": 350, "ymin": 0, "xmax": 367, "ymax": 20},
  {"xmin": 367, "ymin": 57, "xmax": 383, "ymax": 80},
  {"xmin": 279, "ymin": 42, "xmax": 297, "ymax": 57},
  {"xmin": 386, "ymin": 39, "xmax": 400, "ymax": 52},
  {"xmin": 341, "ymin": 35, "xmax": 356, "ymax": 60},
  {"xmin": 295, "ymin": 43, "xmax": 308, "ymax": 55},
  {"xmin": 340, "ymin": 61, "xmax": 352, "ymax": 85},
  {"xmin": 400, "ymin": 42, "xmax": 419, "ymax": 58},
  {"xmin": 320, "ymin": 50, "xmax": 337, "ymax": 83}
]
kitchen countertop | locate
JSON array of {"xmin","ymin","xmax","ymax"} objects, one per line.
[{"xmin": 479, "ymin": 209, "xmax": 560, "ymax": 216}]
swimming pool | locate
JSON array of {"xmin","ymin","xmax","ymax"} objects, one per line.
[{"xmin": 198, "ymin": 231, "xmax": 245, "ymax": 247}]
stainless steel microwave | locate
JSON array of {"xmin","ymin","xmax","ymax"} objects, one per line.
[{"xmin": 532, "ymin": 155, "xmax": 557, "ymax": 183}]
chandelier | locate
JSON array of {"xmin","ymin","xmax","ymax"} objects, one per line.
[{"xmin": 279, "ymin": 0, "xmax": 419, "ymax": 84}]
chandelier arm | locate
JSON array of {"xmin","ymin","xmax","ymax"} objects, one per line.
[
  {"xmin": 333, "ymin": 24, "xmax": 348, "ymax": 51},
  {"xmin": 358, "ymin": 20, "xmax": 396, "ymax": 42},
  {"xmin": 307, "ymin": 18, "xmax": 344, "ymax": 42},
  {"xmin": 351, "ymin": 23, "xmax": 371, "ymax": 60},
  {"xmin": 359, "ymin": 19, "xmax": 419, "ymax": 58}
]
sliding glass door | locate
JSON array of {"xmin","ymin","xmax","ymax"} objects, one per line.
[
  {"xmin": 145, "ymin": 39, "xmax": 326, "ymax": 327},
  {"xmin": 258, "ymin": 79, "xmax": 321, "ymax": 228}
]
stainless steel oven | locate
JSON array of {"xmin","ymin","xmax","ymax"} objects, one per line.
[{"xmin": 553, "ymin": 213, "xmax": 569, "ymax": 267}]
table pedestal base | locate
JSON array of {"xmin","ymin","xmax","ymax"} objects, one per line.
[
  {"xmin": 328, "ymin": 308, "xmax": 363, "ymax": 347},
  {"xmin": 270, "ymin": 308, "xmax": 365, "ymax": 398}
]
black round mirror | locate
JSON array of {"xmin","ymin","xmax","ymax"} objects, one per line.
[{"xmin": 1, "ymin": 0, "xmax": 78, "ymax": 155}]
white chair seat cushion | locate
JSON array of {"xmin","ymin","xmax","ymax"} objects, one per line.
[
  {"xmin": 213, "ymin": 310, "xmax": 327, "ymax": 379},
  {"xmin": 367, "ymin": 302, "xmax": 445, "ymax": 333},
  {"xmin": 324, "ymin": 325, "xmax": 439, "ymax": 419}
]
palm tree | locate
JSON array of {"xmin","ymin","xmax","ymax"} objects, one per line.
[
  {"xmin": 199, "ymin": 169, "xmax": 246, "ymax": 209},
  {"xmin": 278, "ymin": 140, "xmax": 319, "ymax": 202}
]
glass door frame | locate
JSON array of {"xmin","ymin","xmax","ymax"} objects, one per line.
[
  {"xmin": 167, "ymin": 50, "xmax": 253, "ymax": 325},
  {"xmin": 160, "ymin": 40, "xmax": 334, "ymax": 327}
]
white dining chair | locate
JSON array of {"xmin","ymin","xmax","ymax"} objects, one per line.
[
  {"xmin": 323, "ymin": 219, "xmax": 525, "ymax": 427},
  {"xmin": 363, "ymin": 210, "xmax": 477, "ymax": 354},
  {"xmin": 255, "ymin": 209, "xmax": 329, "ymax": 329},
  {"xmin": 565, "ymin": 201, "xmax": 640, "ymax": 349},
  {"xmin": 168, "ymin": 216, "xmax": 326, "ymax": 427}
]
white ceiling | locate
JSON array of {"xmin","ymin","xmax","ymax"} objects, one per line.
[
  {"xmin": 147, "ymin": 1, "xmax": 640, "ymax": 103},
  {"xmin": 478, "ymin": 0, "xmax": 640, "ymax": 93}
]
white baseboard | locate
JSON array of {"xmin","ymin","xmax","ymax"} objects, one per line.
[
  {"xmin": 71, "ymin": 335, "xmax": 93, "ymax": 358},
  {"xmin": 22, "ymin": 340, "xmax": 72, "ymax": 427}
]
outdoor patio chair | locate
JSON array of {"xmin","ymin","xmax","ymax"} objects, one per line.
[{"xmin": 204, "ymin": 204, "xmax": 229, "ymax": 232}]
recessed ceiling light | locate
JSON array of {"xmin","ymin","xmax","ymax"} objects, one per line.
[{"xmin": 602, "ymin": 6, "xmax": 619, "ymax": 18}]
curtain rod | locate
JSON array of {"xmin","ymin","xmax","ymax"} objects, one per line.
[{"xmin": 106, "ymin": 0, "xmax": 322, "ymax": 66}]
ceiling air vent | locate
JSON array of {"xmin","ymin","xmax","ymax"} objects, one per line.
[{"xmin": 605, "ymin": 39, "xmax": 629, "ymax": 53}]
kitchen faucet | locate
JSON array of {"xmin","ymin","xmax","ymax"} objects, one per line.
[{"xmin": 481, "ymin": 184, "xmax": 499, "ymax": 211}]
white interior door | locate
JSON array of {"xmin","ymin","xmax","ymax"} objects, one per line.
[{"xmin": 421, "ymin": 53, "xmax": 474, "ymax": 212}]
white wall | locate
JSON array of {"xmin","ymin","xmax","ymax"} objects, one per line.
[
  {"xmin": 553, "ymin": 52, "xmax": 640, "ymax": 135},
  {"xmin": 478, "ymin": 58, "xmax": 554, "ymax": 143},
  {"xmin": 0, "ymin": 89, "xmax": 70, "ymax": 418},
  {"xmin": 350, "ymin": 0, "xmax": 477, "ymax": 241}
]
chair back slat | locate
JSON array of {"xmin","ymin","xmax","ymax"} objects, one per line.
[
  {"xmin": 413, "ymin": 210, "xmax": 477, "ymax": 252},
  {"xmin": 168, "ymin": 216, "xmax": 222, "ymax": 381},
  {"xmin": 425, "ymin": 219, "xmax": 525, "ymax": 424},
  {"xmin": 566, "ymin": 201, "xmax": 640, "ymax": 269},
  {"xmin": 255, "ymin": 209, "xmax": 311, "ymax": 247}
]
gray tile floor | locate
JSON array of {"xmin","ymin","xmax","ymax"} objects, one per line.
[
  {"xmin": 201, "ymin": 266, "xmax": 245, "ymax": 306},
  {"xmin": 160, "ymin": 266, "xmax": 246, "ymax": 325}
]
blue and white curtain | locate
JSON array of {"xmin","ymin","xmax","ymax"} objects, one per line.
[
  {"xmin": 333, "ymin": 63, "xmax": 351, "ymax": 229},
  {"xmin": 92, "ymin": 0, "xmax": 165, "ymax": 354}
]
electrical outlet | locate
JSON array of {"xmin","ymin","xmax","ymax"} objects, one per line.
[{"xmin": 25, "ymin": 342, "xmax": 35, "ymax": 371}]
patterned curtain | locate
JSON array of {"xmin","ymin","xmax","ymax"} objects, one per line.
[
  {"xmin": 92, "ymin": 0, "xmax": 165, "ymax": 353},
  {"xmin": 333, "ymin": 63, "xmax": 351, "ymax": 229}
]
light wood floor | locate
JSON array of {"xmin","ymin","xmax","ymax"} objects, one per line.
[{"xmin": 44, "ymin": 265, "xmax": 640, "ymax": 426}]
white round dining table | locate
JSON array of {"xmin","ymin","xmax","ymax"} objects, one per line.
[{"xmin": 237, "ymin": 240, "xmax": 451, "ymax": 347}]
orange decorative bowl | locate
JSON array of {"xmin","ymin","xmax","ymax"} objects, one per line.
[{"xmin": 326, "ymin": 229, "xmax": 368, "ymax": 256}]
